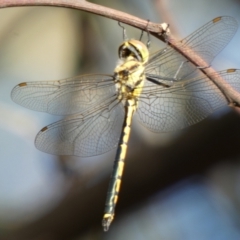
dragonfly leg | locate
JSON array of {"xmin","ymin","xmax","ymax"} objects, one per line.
[
  {"xmin": 139, "ymin": 19, "xmax": 151, "ymax": 49},
  {"xmin": 161, "ymin": 23, "xmax": 170, "ymax": 47},
  {"xmin": 197, "ymin": 64, "xmax": 211, "ymax": 69},
  {"xmin": 174, "ymin": 61, "xmax": 210, "ymax": 80},
  {"xmin": 174, "ymin": 60, "xmax": 189, "ymax": 80},
  {"xmin": 118, "ymin": 22, "xmax": 128, "ymax": 41}
]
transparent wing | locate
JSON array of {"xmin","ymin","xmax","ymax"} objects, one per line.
[
  {"xmin": 11, "ymin": 74, "xmax": 116, "ymax": 115},
  {"xmin": 146, "ymin": 16, "xmax": 238, "ymax": 81},
  {"xmin": 35, "ymin": 100, "xmax": 124, "ymax": 157},
  {"xmin": 137, "ymin": 69, "xmax": 240, "ymax": 132}
]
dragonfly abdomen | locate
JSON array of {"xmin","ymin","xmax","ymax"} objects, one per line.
[{"xmin": 102, "ymin": 99, "xmax": 135, "ymax": 231}]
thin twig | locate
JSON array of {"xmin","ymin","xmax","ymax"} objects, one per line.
[{"xmin": 1, "ymin": 0, "xmax": 240, "ymax": 106}]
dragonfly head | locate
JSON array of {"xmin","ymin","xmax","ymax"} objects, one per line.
[{"xmin": 118, "ymin": 39, "xmax": 149, "ymax": 64}]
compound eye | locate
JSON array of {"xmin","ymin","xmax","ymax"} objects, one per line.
[
  {"xmin": 119, "ymin": 47, "xmax": 131, "ymax": 59},
  {"xmin": 118, "ymin": 40, "xmax": 149, "ymax": 63},
  {"xmin": 128, "ymin": 40, "xmax": 149, "ymax": 64},
  {"xmin": 123, "ymin": 69, "xmax": 128, "ymax": 76}
]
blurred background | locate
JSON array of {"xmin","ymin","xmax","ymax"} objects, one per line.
[{"xmin": 0, "ymin": 0, "xmax": 240, "ymax": 239}]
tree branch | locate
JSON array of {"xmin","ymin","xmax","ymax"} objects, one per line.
[{"xmin": 1, "ymin": 0, "xmax": 240, "ymax": 106}]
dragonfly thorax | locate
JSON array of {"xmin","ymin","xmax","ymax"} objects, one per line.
[{"xmin": 115, "ymin": 40, "xmax": 148, "ymax": 102}]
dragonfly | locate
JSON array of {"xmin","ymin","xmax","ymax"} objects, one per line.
[{"xmin": 11, "ymin": 16, "xmax": 239, "ymax": 231}]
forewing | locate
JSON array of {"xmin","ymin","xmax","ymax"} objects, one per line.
[
  {"xmin": 146, "ymin": 16, "xmax": 238, "ymax": 80},
  {"xmin": 138, "ymin": 69, "xmax": 240, "ymax": 132},
  {"xmin": 35, "ymin": 100, "xmax": 124, "ymax": 157},
  {"xmin": 11, "ymin": 74, "xmax": 116, "ymax": 115}
]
